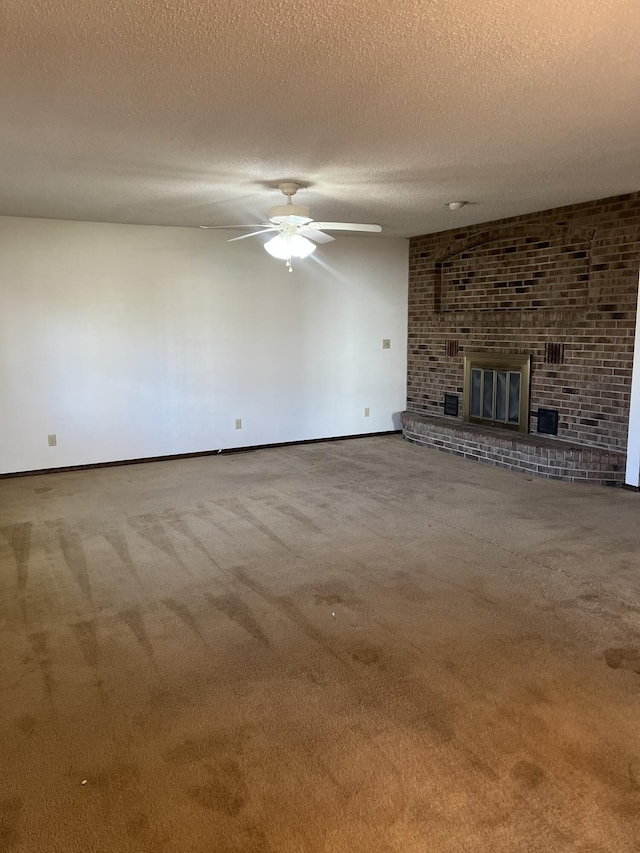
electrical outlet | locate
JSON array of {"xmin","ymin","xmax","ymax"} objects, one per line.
[
  {"xmin": 48, "ymin": 434, "xmax": 57, "ymax": 447},
  {"xmin": 235, "ymin": 419, "xmax": 242, "ymax": 430},
  {"xmin": 382, "ymin": 339, "xmax": 391, "ymax": 349},
  {"xmin": 364, "ymin": 407, "xmax": 370, "ymax": 417}
]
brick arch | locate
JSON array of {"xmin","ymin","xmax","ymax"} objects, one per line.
[
  {"xmin": 589, "ymin": 228, "xmax": 640, "ymax": 309},
  {"xmin": 434, "ymin": 225, "xmax": 596, "ymax": 264},
  {"xmin": 433, "ymin": 225, "xmax": 596, "ymax": 313}
]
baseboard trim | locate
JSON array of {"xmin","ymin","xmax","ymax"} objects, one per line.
[{"xmin": 0, "ymin": 430, "xmax": 402, "ymax": 479}]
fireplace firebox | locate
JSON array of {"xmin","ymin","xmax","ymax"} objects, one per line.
[{"xmin": 462, "ymin": 352, "xmax": 531, "ymax": 433}]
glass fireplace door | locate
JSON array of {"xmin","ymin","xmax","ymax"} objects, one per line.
[
  {"xmin": 463, "ymin": 352, "xmax": 530, "ymax": 433},
  {"xmin": 469, "ymin": 368, "xmax": 522, "ymax": 427}
]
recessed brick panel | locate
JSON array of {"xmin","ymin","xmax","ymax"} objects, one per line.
[{"xmin": 438, "ymin": 233, "xmax": 591, "ymax": 312}]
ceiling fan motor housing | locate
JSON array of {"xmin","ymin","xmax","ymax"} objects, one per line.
[{"xmin": 268, "ymin": 204, "xmax": 311, "ymax": 224}]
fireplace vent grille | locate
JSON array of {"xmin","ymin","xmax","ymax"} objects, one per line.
[
  {"xmin": 545, "ymin": 342, "xmax": 565, "ymax": 364},
  {"xmin": 444, "ymin": 394, "xmax": 459, "ymax": 416},
  {"xmin": 537, "ymin": 408, "xmax": 559, "ymax": 436}
]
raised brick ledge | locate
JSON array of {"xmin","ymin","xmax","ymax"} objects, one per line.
[{"xmin": 401, "ymin": 412, "xmax": 625, "ymax": 486}]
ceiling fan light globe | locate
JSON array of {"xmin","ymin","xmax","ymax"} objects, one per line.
[
  {"xmin": 264, "ymin": 235, "xmax": 292, "ymax": 259},
  {"xmin": 290, "ymin": 235, "xmax": 316, "ymax": 258},
  {"xmin": 264, "ymin": 234, "xmax": 316, "ymax": 261}
]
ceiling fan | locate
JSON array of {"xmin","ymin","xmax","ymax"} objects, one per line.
[{"xmin": 200, "ymin": 181, "xmax": 382, "ymax": 270}]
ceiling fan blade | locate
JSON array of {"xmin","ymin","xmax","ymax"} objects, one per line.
[
  {"xmin": 308, "ymin": 221, "xmax": 382, "ymax": 233},
  {"xmin": 269, "ymin": 214, "xmax": 313, "ymax": 226},
  {"xmin": 299, "ymin": 228, "xmax": 335, "ymax": 244},
  {"xmin": 227, "ymin": 227, "xmax": 279, "ymax": 242},
  {"xmin": 199, "ymin": 223, "xmax": 269, "ymax": 229}
]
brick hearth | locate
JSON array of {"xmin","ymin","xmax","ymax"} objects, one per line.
[{"xmin": 402, "ymin": 412, "xmax": 625, "ymax": 486}]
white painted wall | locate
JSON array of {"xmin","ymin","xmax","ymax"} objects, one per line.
[{"xmin": 0, "ymin": 216, "xmax": 408, "ymax": 474}]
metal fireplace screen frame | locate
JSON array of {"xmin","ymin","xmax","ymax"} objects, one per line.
[{"xmin": 462, "ymin": 352, "xmax": 531, "ymax": 433}]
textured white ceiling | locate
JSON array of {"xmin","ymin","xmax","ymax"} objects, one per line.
[{"xmin": 2, "ymin": 0, "xmax": 639, "ymax": 237}]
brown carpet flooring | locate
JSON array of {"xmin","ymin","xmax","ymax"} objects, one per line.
[{"xmin": 1, "ymin": 435, "xmax": 640, "ymax": 852}]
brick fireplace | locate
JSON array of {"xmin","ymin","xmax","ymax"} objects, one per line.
[{"xmin": 402, "ymin": 192, "xmax": 640, "ymax": 485}]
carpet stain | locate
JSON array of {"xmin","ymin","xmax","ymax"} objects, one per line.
[
  {"xmin": 161, "ymin": 510, "xmax": 221, "ymax": 568},
  {"xmin": 164, "ymin": 732, "xmax": 247, "ymax": 766},
  {"xmin": 162, "ymin": 597, "xmax": 210, "ymax": 648},
  {"xmin": 603, "ymin": 648, "xmax": 640, "ymax": 673},
  {"xmin": 306, "ymin": 578, "xmax": 362, "ymax": 608},
  {"xmin": 0, "ymin": 522, "xmax": 32, "ymax": 596},
  {"xmin": 27, "ymin": 631, "xmax": 54, "ymax": 709},
  {"xmin": 125, "ymin": 812, "xmax": 149, "ymax": 838},
  {"xmin": 27, "ymin": 628, "xmax": 48, "ymax": 654},
  {"xmin": 233, "ymin": 568, "xmax": 341, "ymax": 661},
  {"xmin": 0, "ymin": 797, "xmax": 23, "ymax": 850},
  {"xmin": 355, "ymin": 661, "xmax": 456, "ymax": 743},
  {"xmin": 1, "ymin": 522, "xmax": 32, "ymax": 622},
  {"xmin": 511, "ymin": 760, "xmax": 546, "ymax": 788},
  {"xmin": 72, "ymin": 619, "xmax": 100, "ymax": 670},
  {"xmin": 128, "ymin": 514, "xmax": 191, "ymax": 575},
  {"xmin": 314, "ymin": 593, "xmax": 344, "ymax": 606},
  {"xmin": 46, "ymin": 520, "xmax": 93, "ymax": 605},
  {"xmin": 273, "ymin": 502, "xmax": 322, "ymax": 533},
  {"xmin": 579, "ymin": 592, "xmax": 602, "ymax": 603},
  {"xmin": 391, "ymin": 571, "xmax": 433, "ymax": 603},
  {"xmin": 87, "ymin": 762, "xmax": 139, "ymax": 792},
  {"xmin": 71, "ymin": 619, "xmax": 108, "ymax": 708},
  {"xmin": 278, "ymin": 595, "xmax": 344, "ymax": 660},
  {"xmin": 119, "ymin": 607, "xmax": 160, "ymax": 675},
  {"xmin": 34, "ymin": 486, "xmax": 51, "ymax": 494},
  {"xmin": 522, "ymin": 684, "xmax": 550, "ymax": 705},
  {"xmin": 101, "ymin": 529, "xmax": 141, "ymax": 585},
  {"xmin": 467, "ymin": 752, "xmax": 500, "ymax": 781},
  {"xmin": 404, "ymin": 693, "xmax": 455, "ymax": 742},
  {"xmin": 14, "ymin": 715, "xmax": 36, "ymax": 736},
  {"xmin": 215, "ymin": 499, "xmax": 291, "ymax": 552},
  {"xmin": 589, "ymin": 747, "xmax": 640, "ymax": 794},
  {"xmin": 215, "ymin": 822, "xmax": 271, "ymax": 853},
  {"xmin": 349, "ymin": 644, "xmax": 382, "ymax": 666},
  {"xmin": 310, "ymin": 579, "xmax": 358, "ymax": 608},
  {"xmin": 204, "ymin": 592, "xmax": 269, "ymax": 646},
  {"xmin": 187, "ymin": 759, "xmax": 247, "ymax": 815}
]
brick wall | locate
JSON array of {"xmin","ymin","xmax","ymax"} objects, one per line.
[{"xmin": 407, "ymin": 192, "xmax": 640, "ymax": 450}]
